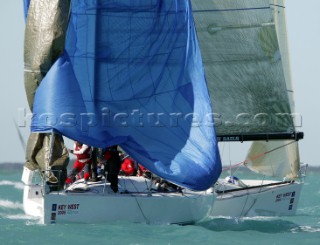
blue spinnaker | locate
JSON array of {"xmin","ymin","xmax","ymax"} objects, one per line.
[
  {"xmin": 23, "ymin": 0, "xmax": 30, "ymax": 20},
  {"xmin": 30, "ymin": 0, "xmax": 221, "ymax": 191}
]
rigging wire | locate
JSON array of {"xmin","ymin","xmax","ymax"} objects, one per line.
[{"xmin": 13, "ymin": 118, "xmax": 26, "ymax": 152}]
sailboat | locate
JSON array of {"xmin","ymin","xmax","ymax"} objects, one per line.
[
  {"xmin": 21, "ymin": 0, "xmax": 305, "ymax": 224},
  {"xmin": 191, "ymin": 0, "xmax": 306, "ymax": 217},
  {"xmin": 21, "ymin": 0, "xmax": 222, "ymax": 224}
]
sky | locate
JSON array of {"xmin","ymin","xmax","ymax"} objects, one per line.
[{"xmin": 0, "ymin": 0, "xmax": 319, "ymax": 166}]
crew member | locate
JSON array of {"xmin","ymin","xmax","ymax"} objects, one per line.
[
  {"xmin": 100, "ymin": 145, "xmax": 121, "ymax": 193},
  {"xmin": 65, "ymin": 141, "xmax": 92, "ymax": 184},
  {"xmin": 119, "ymin": 156, "xmax": 137, "ymax": 176}
]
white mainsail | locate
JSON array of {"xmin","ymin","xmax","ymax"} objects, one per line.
[{"xmin": 191, "ymin": 0, "xmax": 301, "ymax": 178}]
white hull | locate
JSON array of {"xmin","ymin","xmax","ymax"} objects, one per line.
[
  {"xmin": 22, "ymin": 167, "xmax": 304, "ymax": 224},
  {"xmin": 22, "ymin": 167, "xmax": 215, "ymax": 224},
  {"xmin": 212, "ymin": 179, "xmax": 303, "ymax": 217}
]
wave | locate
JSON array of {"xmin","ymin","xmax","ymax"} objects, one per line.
[
  {"xmin": 0, "ymin": 199, "xmax": 23, "ymax": 210},
  {"xmin": 0, "ymin": 180, "xmax": 24, "ymax": 190},
  {"xmin": 291, "ymin": 225, "xmax": 320, "ymax": 233},
  {"xmin": 0, "ymin": 212, "xmax": 41, "ymax": 225},
  {"xmin": 299, "ymin": 206, "xmax": 320, "ymax": 216},
  {"xmin": 199, "ymin": 216, "xmax": 299, "ymax": 233},
  {"xmin": 4, "ymin": 213, "xmax": 38, "ymax": 221}
]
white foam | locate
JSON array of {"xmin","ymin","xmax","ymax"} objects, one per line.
[
  {"xmin": 4, "ymin": 213, "xmax": 35, "ymax": 220},
  {"xmin": 0, "ymin": 212, "xmax": 40, "ymax": 224},
  {"xmin": 291, "ymin": 225, "xmax": 320, "ymax": 233},
  {"xmin": 241, "ymin": 216, "xmax": 277, "ymax": 221},
  {"xmin": 0, "ymin": 199, "xmax": 23, "ymax": 210},
  {"xmin": 0, "ymin": 180, "xmax": 24, "ymax": 190}
]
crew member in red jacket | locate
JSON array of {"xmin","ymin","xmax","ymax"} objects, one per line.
[
  {"xmin": 120, "ymin": 156, "xmax": 137, "ymax": 176},
  {"xmin": 66, "ymin": 141, "xmax": 92, "ymax": 184}
]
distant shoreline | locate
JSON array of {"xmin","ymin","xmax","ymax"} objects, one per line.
[{"xmin": 0, "ymin": 162, "xmax": 25, "ymax": 170}]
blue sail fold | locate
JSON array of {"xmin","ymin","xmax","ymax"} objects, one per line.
[
  {"xmin": 31, "ymin": 0, "xmax": 222, "ymax": 190},
  {"xmin": 23, "ymin": 0, "xmax": 30, "ymax": 20}
]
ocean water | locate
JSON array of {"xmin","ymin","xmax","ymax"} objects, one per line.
[{"xmin": 0, "ymin": 165, "xmax": 319, "ymax": 245}]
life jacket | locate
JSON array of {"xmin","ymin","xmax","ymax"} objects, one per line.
[
  {"xmin": 75, "ymin": 144, "xmax": 91, "ymax": 160},
  {"xmin": 121, "ymin": 158, "xmax": 135, "ymax": 176}
]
